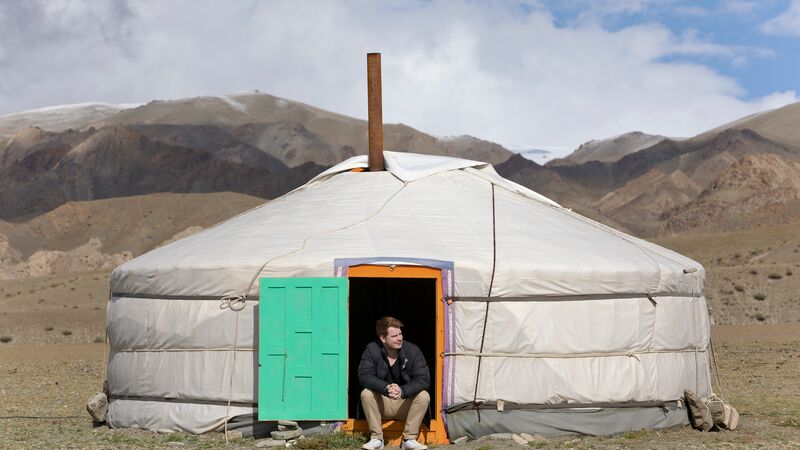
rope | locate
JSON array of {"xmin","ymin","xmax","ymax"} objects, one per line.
[
  {"xmin": 221, "ymin": 294, "xmax": 248, "ymax": 312},
  {"xmin": 691, "ymin": 271, "xmax": 700, "ymax": 394},
  {"xmin": 487, "ymin": 184, "xmax": 498, "ymax": 297},
  {"xmin": 220, "ymin": 294, "xmax": 246, "ymax": 444},
  {"xmin": 472, "ymin": 183, "xmax": 497, "ymax": 422},
  {"xmin": 110, "ymin": 347, "xmax": 254, "ymax": 353},
  {"xmin": 708, "ymin": 335, "xmax": 726, "ymax": 400},
  {"xmin": 445, "ymin": 348, "xmax": 701, "ymax": 359},
  {"xmin": 0, "ymin": 416, "xmax": 83, "ymax": 420}
]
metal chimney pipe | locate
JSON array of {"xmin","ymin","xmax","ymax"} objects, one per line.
[{"xmin": 367, "ymin": 53, "xmax": 385, "ymax": 171}]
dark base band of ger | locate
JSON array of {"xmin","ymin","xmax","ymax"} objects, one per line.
[{"xmin": 444, "ymin": 401, "xmax": 688, "ymax": 439}]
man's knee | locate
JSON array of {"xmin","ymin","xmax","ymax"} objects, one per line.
[
  {"xmin": 411, "ymin": 389, "xmax": 430, "ymax": 405},
  {"xmin": 361, "ymin": 388, "xmax": 377, "ymax": 403}
]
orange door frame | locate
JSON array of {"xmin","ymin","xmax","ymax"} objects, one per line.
[{"xmin": 341, "ymin": 264, "xmax": 448, "ymax": 445}]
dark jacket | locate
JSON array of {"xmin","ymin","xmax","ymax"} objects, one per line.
[{"xmin": 357, "ymin": 340, "xmax": 430, "ymax": 398}]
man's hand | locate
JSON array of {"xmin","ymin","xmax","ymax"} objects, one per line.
[{"xmin": 387, "ymin": 383, "xmax": 402, "ymax": 400}]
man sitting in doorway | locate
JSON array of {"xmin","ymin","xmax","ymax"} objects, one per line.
[{"xmin": 358, "ymin": 316, "xmax": 431, "ymax": 450}]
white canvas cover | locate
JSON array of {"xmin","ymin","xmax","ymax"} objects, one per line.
[{"xmin": 107, "ymin": 151, "xmax": 710, "ymax": 433}]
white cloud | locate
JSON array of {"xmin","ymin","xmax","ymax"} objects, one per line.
[
  {"xmin": 761, "ymin": 0, "xmax": 800, "ymax": 36},
  {"xmin": 0, "ymin": 0, "xmax": 795, "ymax": 151},
  {"xmin": 720, "ymin": 0, "xmax": 758, "ymax": 15},
  {"xmin": 674, "ymin": 6, "xmax": 709, "ymax": 17}
]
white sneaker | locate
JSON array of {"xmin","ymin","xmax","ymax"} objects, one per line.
[
  {"xmin": 401, "ymin": 439, "xmax": 428, "ymax": 450},
  {"xmin": 362, "ymin": 438, "xmax": 384, "ymax": 450}
]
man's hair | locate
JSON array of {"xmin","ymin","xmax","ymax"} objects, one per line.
[{"xmin": 375, "ymin": 316, "xmax": 404, "ymax": 338}]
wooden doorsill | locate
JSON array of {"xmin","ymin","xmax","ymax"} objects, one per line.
[{"xmin": 341, "ymin": 418, "xmax": 449, "ymax": 445}]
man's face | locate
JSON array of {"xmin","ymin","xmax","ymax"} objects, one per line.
[{"xmin": 380, "ymin": 326, "xmax": 403, "ymax": 351}]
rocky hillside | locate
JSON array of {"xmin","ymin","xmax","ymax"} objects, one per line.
[
  {"xmin": 0, "ymin": 102, "xmax": 135, "ymax": 138},
  {"xmin": 0, "ymin": 124, "xmax": 320, "ymax": 219},
  {"xmin": 0, "ymin": 92, "xmax": 513, "ymax": 220},
  {"xmin": 93, "ymin": 92, "xmax": 513, "ymax": 166},
  {"xmin": 499, "ymin": 102, "xmax": 800, "ymax": 236},
  {"xmin": 5, "ymin": 93, "xmax": 799, "ymax": 237},
  {"xmin": 548, "ymin": 131, "xmax": 666, "ymax": 166},
  {"xmin": 0, "ymin": 192, "xmax": 264, "ymax": 280},
  {"xmin": 661, "ymin": 154, "xmax": 800, "ymax": 234},
  {"xmin": 698, "ymin": 101, "xmax": 800, "ymax": 149}
]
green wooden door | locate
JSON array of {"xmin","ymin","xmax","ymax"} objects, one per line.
[{"xmin": 258, "ymin": 277, "xmax": 348, "ymax": 420}]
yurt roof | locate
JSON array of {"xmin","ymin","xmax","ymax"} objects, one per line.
[{"xmin": 110, "ymin": 151, "xmax": 703, "ymax": 298}]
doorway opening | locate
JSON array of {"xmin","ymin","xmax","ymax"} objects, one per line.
[
  {"xmin": 343, "ymin": 264, "xmax": 447, "ymax": 445},
  {"xmin": 348, "ymin": 276, "xmax": 436, "ymax": 417}
]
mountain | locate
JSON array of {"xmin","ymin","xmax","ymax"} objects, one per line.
[
  {"xmin": 496, "ymin": 154, "xmax": 598, "ymax": 207},
  {"xmin": 4, "ymin": 92, "xmax": 800, "ymax": 239},
  {"xmin": 495, "ymin": 101, "xmax": 800, "ymax": 236},
  {"xmin": 0, "ymin": 124, "xmax": 322, "ymax": 219},
  {"xmin": 548, "ymin": 131, "xmax": 667, "ymax": 166},
  {"xmin": 697, "ymin": 101, "xmax": 800, "ymax": 149},
  {"xmin": 594, "ymin": 169, "xmax": 702, "ymax": 236},
  {"xmin": 0, "ymin": 192, "xmax": 264, "ymax": 279},
  {"xmin": 661, "ymin": 154, "xmax": 800, "ymax": 234},
  {"xmin": 0, "ymin": 102, "xmax": 137, "ymax": 138},
  {"xmin": 0, "ymin": 92, "xmax": 514, "ymax": 219},
  {"xmin": 92, "ymin": 92, "xmax": 513, "ymax": 167}
]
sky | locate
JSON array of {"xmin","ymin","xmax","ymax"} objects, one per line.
[{"xmin": 1, "ymin": 0, "xmax": 799, "ymax": 157}]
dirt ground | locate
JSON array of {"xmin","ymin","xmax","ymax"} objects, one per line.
[
  {"xmin": 1, "ymin": 325, "xmax": 799, "ymax": 449},
  {"xmin": 652, "ymin": 221, "xmax": 800, "ymax": 325},
  {"xmin": 2, "ymin": 222, "xmax": 800, "ymax": 448}
]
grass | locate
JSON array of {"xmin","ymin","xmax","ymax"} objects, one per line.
[
  {"xmin": 162, "ymin": 433, "xmax": 186, "ymax": 443},
  {"xmin": 619, "ymin": 430, "xmax": 650, "ymax": 440},
  {"xmin": 295, "ymin": 431, "xmax": 367, "ymax": 449}
]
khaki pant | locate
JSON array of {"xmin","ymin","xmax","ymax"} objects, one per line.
[{"xmin": 360, "ymin": 388, "xmax": 430, "ymax": 441}]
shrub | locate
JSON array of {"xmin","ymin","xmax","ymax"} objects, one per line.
[
  {"xmin": 734, "ymin": 284, "xmax": 745, "ymax": 292},
  {"xmin": 94, "ymin": 336, "xmax": 104, "ymax": 343},
  {"xmin": 62, "ymin": 330, "xmax": 73, "ymax": 336},
  {"xmin": 749, "ymin": 269, "xmax": 758, "ymax": 275},
  {"xmin": 45, "ymin": 326, "xmax": 53, "ymax": 331},
  {"xmin": 768, "ymin": 273, "xmax": 783, "ymax": 280},
  {"xmin": 0, "ymin": 336, "xmax": 12, "ymax": 343},
  {"xmin": 755, "ymin": 313, "xmax": 767, "ymax": 322},
  {"xmin": 787, "ymin": 270, "xmax": 793, "ymax": 276},
  {"xmin": 753, "ymin": 293, "xmax": 767, "ymax": 301}
]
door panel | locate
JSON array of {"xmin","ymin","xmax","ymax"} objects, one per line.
[{"xmin": 258, "ymin": 277, "xmax": 348, "ymax": 420}]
